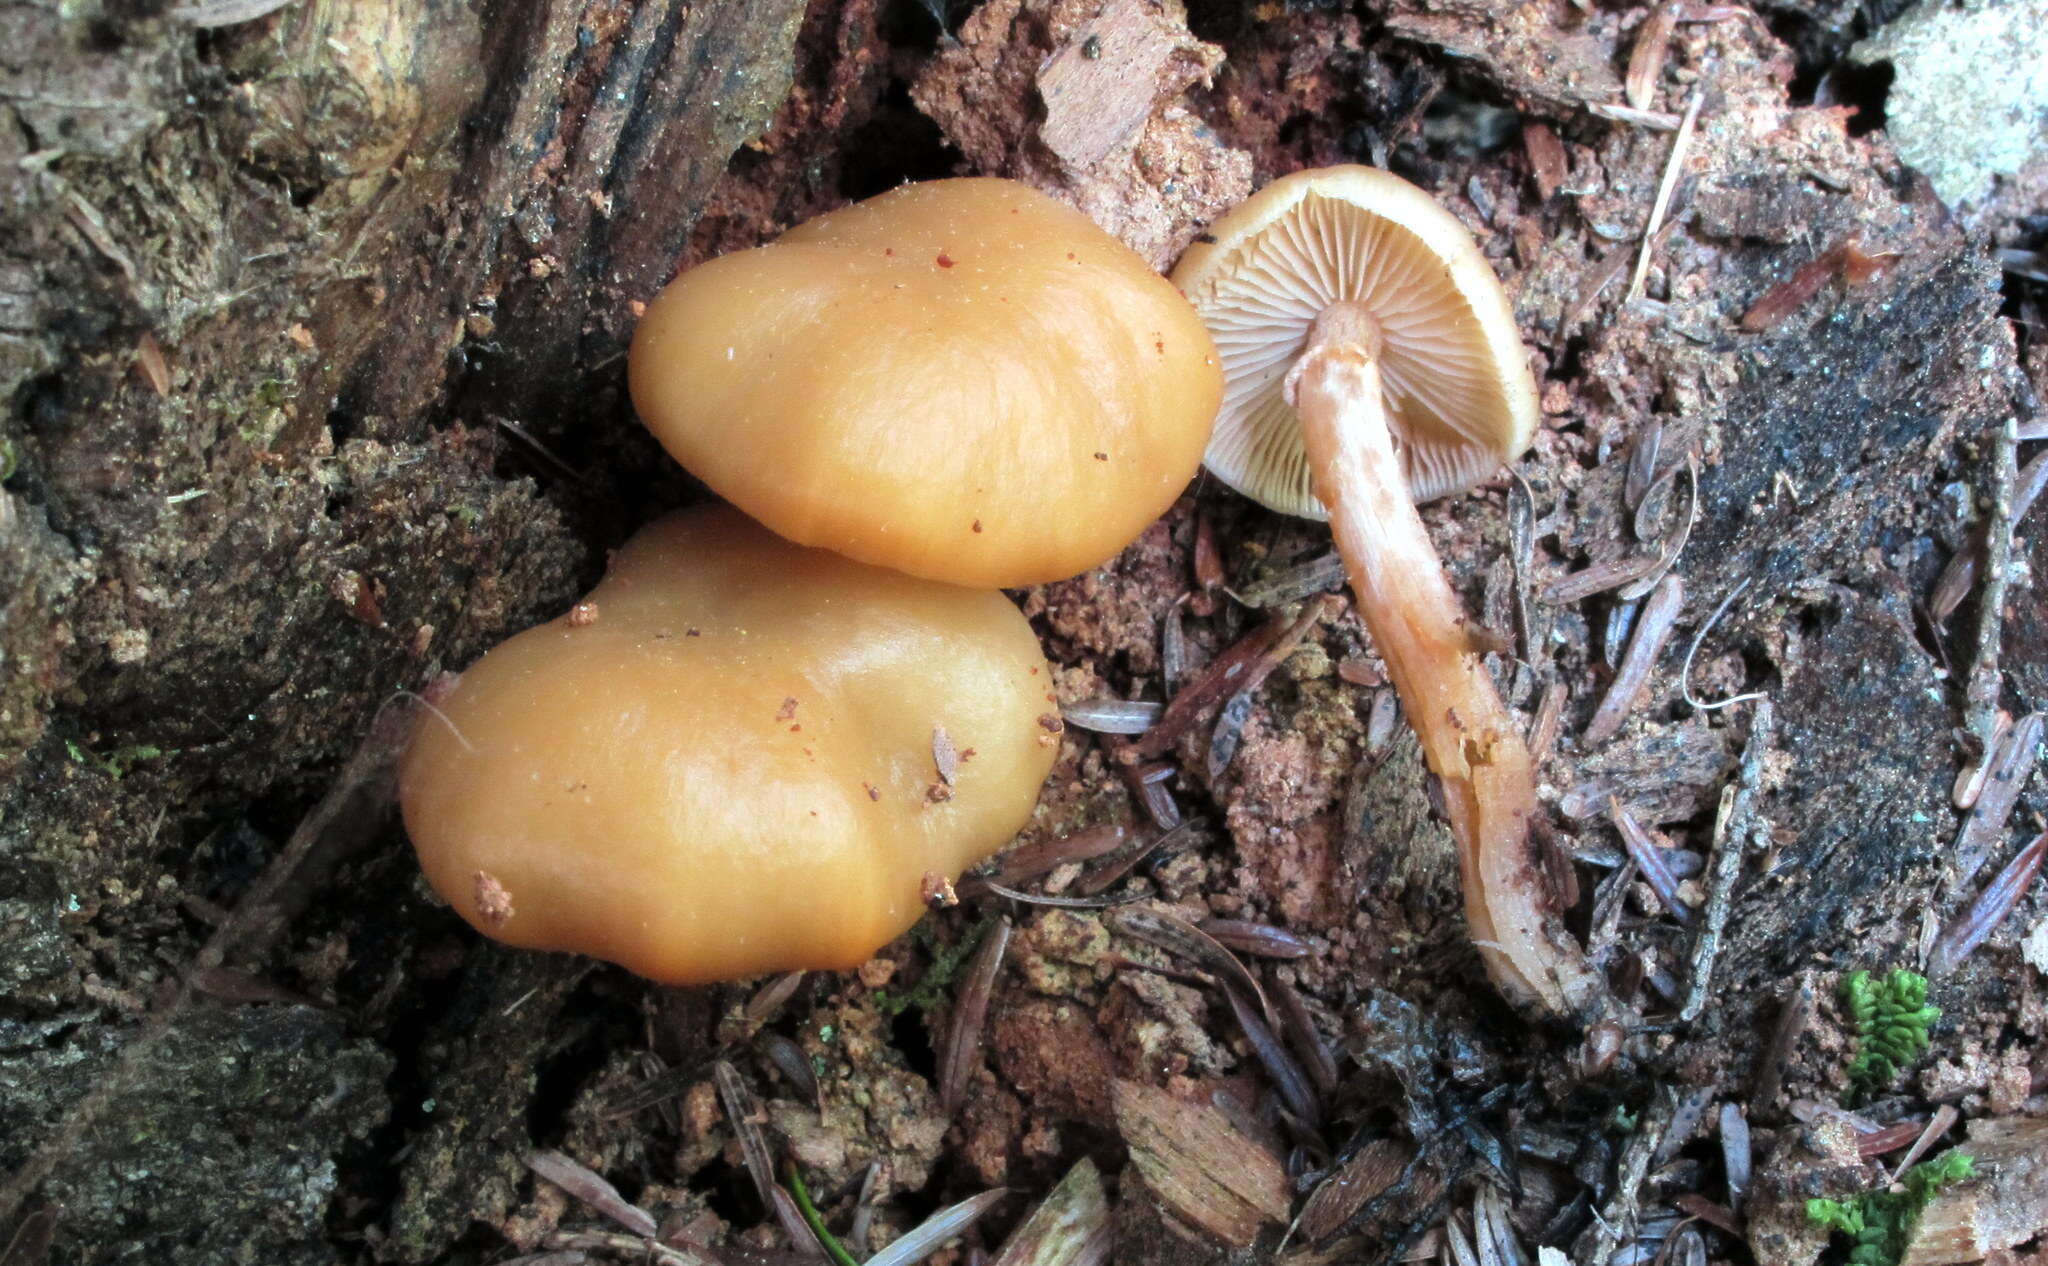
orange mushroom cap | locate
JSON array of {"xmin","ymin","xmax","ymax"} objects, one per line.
[
  {"xmin": 628, "ymin": 177, "xmax": 1223, "ymax": 588},
  {"xmin": 399, "ymin": 505, "xmax": 1058, "ymax": 984}
]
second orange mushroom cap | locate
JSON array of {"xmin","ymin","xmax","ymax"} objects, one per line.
[{"xmin": 628, "ymin": 177, "xmax": 1225, "ymax": 588}]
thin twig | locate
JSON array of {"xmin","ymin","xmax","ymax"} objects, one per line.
[
  {"xmin": 1627, "ymin": 73, "xmax": 1708, "ymax": 302},
  {"xmin": 1753, "ymin": 977, "xmax": 1813, "ymax": 1110},
  {"xmin": 1683, "ymin": 699, "xmax": 1773, "ymax": 1022},
  {"xmin": 1964, "ymin": 417, "xmax": 2019, "ymax": 757}
]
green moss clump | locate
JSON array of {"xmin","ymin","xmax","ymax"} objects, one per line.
[
  {"xmin": 1841, "ymin": 969, "xmax": 1939, "ymax": 1104},
  {"xmin": 869, "ymin": 914, "xmax": 995, "ymax": 1018},
  {"xmin": 1808, "ymin": 1150, "xmax": 1975, "ymax": 1266}
]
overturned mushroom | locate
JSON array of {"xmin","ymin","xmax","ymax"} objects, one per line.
[
  {"xmin": 399, "ymin": 506, "xmax": 1058, "ymax": 984},
  {"xmin": 1173, "ymin": 167, "xmax": 1600, "ymax": 1016},
  {"xmin": 630, "ymin": 177, "xmax": 1222, "ymax": 588}
]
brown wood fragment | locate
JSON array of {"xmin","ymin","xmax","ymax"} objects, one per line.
[
  {"xmin": 1299, "ymin": 1139, "xmax": 1410, "ymax": 1243},
  {"xmin": 1899, "ymin": 1118, "xmax": 2048, "ymax": 1266},
  {"xmin": 1112, "ymin": 1079, "xmax": 1290, "ymax": 1246},
  {"xmin": 1208, "ymin": 597, "xmax": 1333, "ymax": 780},
  {"xmin": 135, "ymin": 332, "xmax": 172, "ymax": 396},
  {"xmin": 1523, "ymin": 122, "xmax": 1567, "ymax": 201},
  {"xmin": 988, "ymin": 1158, "xmax": 1109, "ymax": 1266},
  {"xmin": 1625, "ymin": 7, "xmax": 1677, "ymax": 110},
  {"xmin": 1740, "ymin": 239, "xmax": 1899, "ymax": 331},
  {"xmin": 1193, "ymin": 512, "xmax": 1223, "ymax": 594},
  {"xmin": 1948, "ymin": 711, "xmax": 2041, "ymax": 885},
  {"xmin": 1035, "ymin": 0, "xmax": 1221, "ymax": 170},
  {"xmin": 977, "ymin": 823, "xmax": 1130, "ymax": 891},
  {"xmin": 1126, "ymin": 614, "xmax": 1288, "ymax": 761},
  {"xmin": 1930, "ymin": 829, "xmax": 2047, "ymax": 977}
]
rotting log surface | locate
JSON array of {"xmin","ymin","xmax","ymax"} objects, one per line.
[{"xmin": 0, "ymin": 1, "xmax": 802, "ymax": 1260}]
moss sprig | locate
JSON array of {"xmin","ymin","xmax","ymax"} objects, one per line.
[
  {"xmin": 1841, "ymin": 969, "xmax": 1939, "ymax": 1104},
  {"xmin": 1807, "ymin": 1150, "xmax": 1975, "ymax": 1266}
]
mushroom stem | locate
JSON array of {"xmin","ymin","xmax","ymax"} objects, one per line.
[{"xmin": 1288, "ymin": 304, "xmax": 1597, "ymax": 1017}]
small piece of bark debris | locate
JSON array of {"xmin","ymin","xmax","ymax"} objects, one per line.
[
  {"xmin": 567, "ymin": 601, "xmax": 599, "ymax": 628},
  {"xmin": 921, "ymin": 872, "xmax": 960, "ymax": 908},
  {"xmin": 1299, "ymin": 1139, "xmax": 1410, "ymax": 1244},
  {"xmin": 1948, "ymin": 711, "xmax": 2041, "ymax": 887},
  {"xmin": 988, "ymin": 1157, "xmax": 1109, "ymax": 1266},
  {"xmin": 1610, "ymin": 797, "xmax": 1696, "ymax": 924},
  {"xmin": 1113, "ymin": 1080, "xmax": 1290, "ymax": 1246},
  {"xmin": 1739, "ymin": 237, "xmax": 1898, "ymax": 331},
  {"xmin": 1625, "ymin": 6, "xmax": 1677, "ymax": 110},
  {"xmin": 1899, "ymin": 1117, "xmax": 2048, "ymax": 1266},
  {"xmin": 1524, "ymin": 122, "xmax": 1567, "ymax": 201}
]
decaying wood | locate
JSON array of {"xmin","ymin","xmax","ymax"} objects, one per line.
[
  {"xmin": 989, "ymin": 1159, "xmax": 1109, "ymax": 1266},
  {"xmin": 1899, "ymin": 1118, "xmax": 2048, "ymax": 1266},
  {"xmin": 1112, "ymin": 1080, "xmax": 1290, "ymax": 1247}
]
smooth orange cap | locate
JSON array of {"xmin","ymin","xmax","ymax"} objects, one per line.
[
  {"xmin": 399, "ymin": 505, "xmax": 1058, "ymax": 984},
  {"xmin": 628, "ymin": 177, "xmax": 1223, "ymax": 587}
]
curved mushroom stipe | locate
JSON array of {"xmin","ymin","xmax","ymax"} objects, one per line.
[
  {"xmin": 1291, "ymin": 322, "xmax": 1601, "ymax": 1016},
  {"xmin": 1175, "ymin": 167, "xmax": 1606, "ymax": 1020}
]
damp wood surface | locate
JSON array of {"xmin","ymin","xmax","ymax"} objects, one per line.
[{"xmin": 3, "ymin": 1, "xmax": 2047, "ymax": 1264}]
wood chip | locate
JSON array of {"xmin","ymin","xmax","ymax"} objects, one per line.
[
  {"xmin": 1900, "ymin": 1118, "xmax": 2048, "ymax": 1266},
  {"xmin": 1930, "ymin": 829, "xmax": 2047, "ymax": 977},
  {"xmin": 1584, "ymin": 573, "xmax": 1685, "ymax": 747},
  {"xmin": 1739, "ymin": 237, "xmax": 1898, "ymax": 331},
  {"xmin": 1523, "ymin": 122, "xmax": 1567, "ymax": 201},
  {"xmin": 1948, "ymin": 711, "xmax": 2041, "ymax": 885},
  {"xmin": 1624, "ymin": 6, "xmax": 1677, "ymax": 110},
  {"xmin": 1299, "ymin": 1139, "xmax": 1410, "ymax": 1243},
  {"xmin": 135, "ymin": 332, "xmax": 172, "ymax": 396},
  {"xmin": 1113, "ymin": 1079, "xmax": 1290, "ymax": 1246},
  {"xmin": 933, "ymin": 726, "xmax": 959, "ymax": 785},
  {"xmin": 989, "ymin": 1158, "xmax": 1109, "ymax": 1266}
]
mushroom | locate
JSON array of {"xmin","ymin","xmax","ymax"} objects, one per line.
[
  {"xmin": 1172, "ymin": 166, "xmax": 1600, "ymax": 1017},
  {"xmin": 629, "ymin": 177, "xmax": 1223, "ymax": 588},
  {"xmin": 399, "ymin": 505, "xmax": 1058, "ymax": 984}
]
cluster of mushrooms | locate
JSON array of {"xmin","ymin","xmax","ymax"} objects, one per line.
[{"xmin": 400, "ymin": 169, "xmax": 1601, "ymax": 1018}]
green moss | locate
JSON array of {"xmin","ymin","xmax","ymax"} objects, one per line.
[
  {"xmin": 1841, "ymin": 969, "xmax": 1940, "ymax": 1104},
  {"xmin": 1808, "ymin": 1150, "xmax": 1975, "ymax": 1266},
  {"xmin": 869, "ymin": 914, "xmax": 995, "ymax": 1018},
  {"xmin": 65, "ymin": 740, "xmax": 170, "ymax": 780}
]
